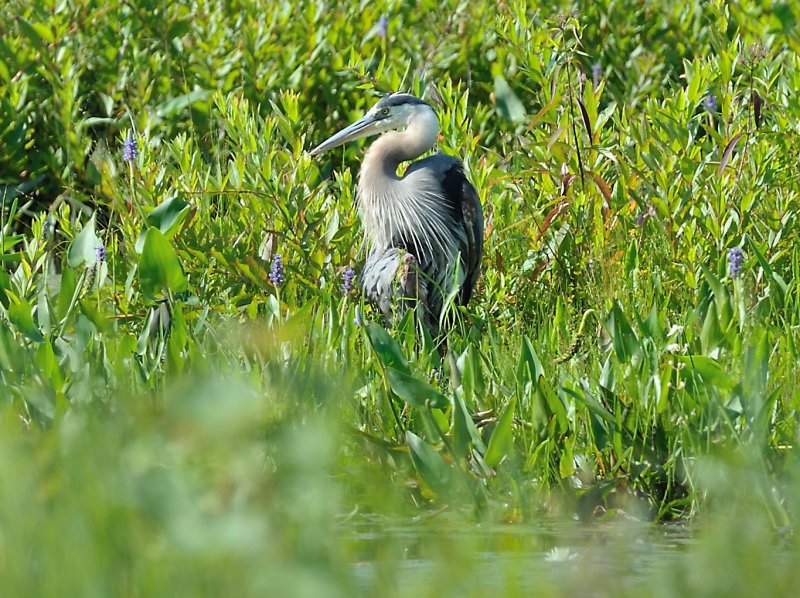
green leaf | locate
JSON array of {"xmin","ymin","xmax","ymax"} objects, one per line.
[
  {"xmin": 9, "ymin": 298, "xmax": 44, "ymax": 342},
  {"xmin": 539, "ymin": 377, "xmax": 568, "ymax": 434},
  {"xmin": 366, "ymin": 323, "xmax": 411, "ymax": 374},
  {"xmin": 2, "ymin": 234, "xmax": 23, "ymax": 252},
  {"xmin": 155, "ymin": 90, "xmax": 209, "ymax": 118},
  {"xmin": 0, "ymin": 269, "xmax": 10, "ymax": 309},
  {"xmin": 700, "ymin": 300, "xmax": 722, "ymax": 354},
  {"xmin": 16, "ymin": 17, "xmax": 54, "ymax": 47},
  {"xmin": 79, "ymin": 299, "xmax": 112, "ymax": 334},
  {"xmin": 517, "ymin": 335, "xmax": 544, "ymax": 385},
  {"xmin": 493, "ymin": 74, "xmax": 526, "ymax": 124},
  {"xmin": 57, "ymin": 267, "xmax": 78, "ymax": 321},
  {"xmin": 36, "ymin": 340, "xmax": 63, "ymax": 390},
  {"xmin": 406, "ymin": 431, "xmax": 452, "ymax": 495},
  {"xmin": 138, "ymin": 227, "xmax": 187, "ymax": 297},
  {"xmin": 608, "ymin": 302, "xmax": 639, "ymax": 363},
  {"xmin": 484, "ymin": 397, "xmax": 516, "ymax": 467},
  {"xmin": 67, "ymin": 214, "xmax": 99, "ymax": 268},
  {"xmin": 452, "ymin": 392, "xmax": 485, "ymax": 458},
  {"xmin": 385, "ymin": 367, "xmax": 448, "ymax": 409},
  {"xmin": 677, "ymin": 355, "xmax": 735, "ymax": 389},
  {"xmin": 135, "ymin": 196, "xmax": 191, "ymax": 253}
]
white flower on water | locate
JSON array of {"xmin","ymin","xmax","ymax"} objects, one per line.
[{"xmin": 544, "ymin": 546, "xmax": 578, "ymax": 562}]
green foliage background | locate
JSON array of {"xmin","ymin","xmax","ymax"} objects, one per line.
[{"xmin": 2, "ymin": 0, "xmax": 800, "ymax": 595}]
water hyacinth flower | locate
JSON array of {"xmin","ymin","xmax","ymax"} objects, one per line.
[
  {"xmin": 728, "ymin": 247, "xmax": 743, "ymax": 279},
  {"xmin": 269, "ymin": 253, "xmax": 285, "ymax": 286},
  {"xmin": 376, "ymin": 15, "xmax": 388, "ymax": 38},
  {"xmin": 591, "ymin": 62, "xmax": 602, "ymax": 87},
  {"xmin": 95, "ymin": 244, "xmax": 107, "ymax": 264},
  {"xmin": 704, "ymin": 94, "xmax": 718, "ymax": 112},
  {"xmin": 122, "ymin": 132, "xmax": 138, "ymax": 162},
  {"xmin": 341, "ymin": 266, "xmax": 356, "ymax": 294}
]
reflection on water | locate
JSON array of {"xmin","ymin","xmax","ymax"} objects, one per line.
[{"xmin": 348, "ymin": 517, "xmax": 697, "ymax": 595}]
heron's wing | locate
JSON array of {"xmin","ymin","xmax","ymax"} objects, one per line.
[{"xmin": 441, "ymin": 163, "xmax": 484, "ymax": 305}]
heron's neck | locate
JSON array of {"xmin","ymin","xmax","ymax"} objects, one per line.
[
  {"xmin": 357, "ymin": 108, "xmax": 440, "ymax": 251},
  {"xmin": 360, "ymin": 108, "xmax": 439, "ymax": 180}
]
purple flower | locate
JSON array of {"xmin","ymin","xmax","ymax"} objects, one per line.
[
  {"xmin": 95, "ymin": 244, "xmax": 107, "ymax": 263},
  {"xmin": 728, "ymin": 247, "xmax": 743, "ymax": 279},
  {"xmin": 704, "ymin": 95, "xmax": 718, "ymax": 112},
  {"xmin": 122, "ymin": 132, "xmax": 138, "ymax": 162},
  {"xmin": 591, "ymin": 63, "xmax": 602, "ymax": 87},
  {"xmin": 341, "ymin": 266, "xmax": 356, "ymax": 294},
  {"xmin": 269, "ymin": 253, "xmax": 285, "ymax": 286},
  {"xmin": 377, "ymin": 15, "xmax": 388, "ymax": 38}
]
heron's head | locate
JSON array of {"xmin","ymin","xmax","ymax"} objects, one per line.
[{"xmin": 309, "ymin": 93, "xmax": 434, "ymax": 156}]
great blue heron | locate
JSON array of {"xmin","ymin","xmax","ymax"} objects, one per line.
[{"xmin": 310, "ymin": 92, "xmax": 483, "ymax": 334}]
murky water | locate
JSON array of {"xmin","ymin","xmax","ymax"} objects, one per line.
[{"xmin": 347, "ymin": 517, "xmax": 697, "ymax": 595}]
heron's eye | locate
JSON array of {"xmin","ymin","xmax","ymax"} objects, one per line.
[{"xmin": 380, "ymin": 108, "xmax": 390, "ymax": 116}]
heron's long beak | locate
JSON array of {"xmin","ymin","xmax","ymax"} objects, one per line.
[{"xmin": 309, "ymin": 113, "xmax": 382, "ymax": 156}]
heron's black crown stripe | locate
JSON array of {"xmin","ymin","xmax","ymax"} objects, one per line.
[{"xmin": 376, "ymin": 93, "xmax": 429, "ymax": 109}]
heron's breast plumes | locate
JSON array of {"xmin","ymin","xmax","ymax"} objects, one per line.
[{"xmin": 357, "ymin": 170, "xmax": 457, "ymax": 265}]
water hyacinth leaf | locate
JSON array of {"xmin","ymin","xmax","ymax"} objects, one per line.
[
  {"xmin": 135, "ymin": 196, "xmax": 191, "ymax": 253},
  {"xmin": 35, "ymin": 340, "xmax": 63, "ymax": 391},
  {"xmin": 559, "ymin": 435, "xmax": 576, "ymax": 478},
  {"xmin": 366, "ymin": 323, "xmax": 411, "ymax": 374},
  {"xmin": 539, "ymin": 377, "xmax": 568, "ymax": 434},
  {"xmin": 138, "ymin": 227, "xmax": 188, "ymax": 297},
  {"xmin": 9, "ymin": 298, "xmax": 44, "ymax": 342},
  {"xmin": 677, "ymin": 355, "xmax": 735, "ymax": 389},
  {"xmin": 493, "ymin": 74, "xmax": 526, "ymax": 124},
  {"xmin": 608, "ymin": 302, "xmax": 639, "ymax": 363},
  {"xmin": 484, "ymin": 397, "xmax": 516, "ymax": 467},
  {"xmin": 743, "ymin": 330, "xmax": 770, "ymax": 428},
  {"xmin": 700, "ymin": 300, "xmax": 723, "ymax": 354},
  {"xmin": 406, "ymin": 431, "xmax": 452, "ymax": 495},
  {"xmin": 385, "ymin": 367, "xmax": 448, "ymax": 409},
  {"xmin": 517, "ymin": 335, "xmax": 545, "ymax": 386},
  {"xmin": 452, "ymin": 392, "xmax": 486, "ymax": 458},
  {"xmin": 79, "ymin": 299, "xmax": 112, "ymax": 334},
  {"xmin": 67, "ymin": 214, "xmax": 99, "ymax": 268},
  {"xmin": 57, "ymin": 267, "xmax": 78, "ymax": 321},
  {"xmin": 717, "ymin": 132, "xmax": 743, "ymax": 175}
]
